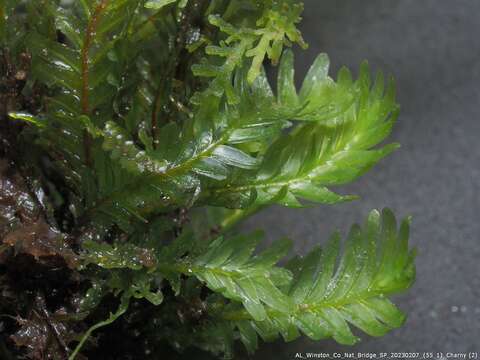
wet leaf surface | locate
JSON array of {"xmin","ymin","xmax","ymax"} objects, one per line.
[
  {"xmin": 11, "ymin": 295, "xmax": 81, "ymax": 360},
  {"xmin": 0, "ymin": 160, "xmax": 79, "ymax": 268}
]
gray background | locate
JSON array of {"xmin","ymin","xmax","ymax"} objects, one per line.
[{"xmin": 243, "ymin": 0, "xmax": 480, "ymax": 358}]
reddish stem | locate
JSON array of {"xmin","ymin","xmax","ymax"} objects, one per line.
[
  {"xmin": 80, "ymin": 0, "xmax": 109, "ymax": 166},
  {"xmin": 81, "ymin": 0, "xmax": 108, "ymax": 114}
]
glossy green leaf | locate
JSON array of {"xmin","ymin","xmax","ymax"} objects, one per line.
[
  {"xmin": 82, "ymin": 240, "xmax": 157, "ymax": 270},
  {"xmin": 229, "ymin": 209, "xmax": 415, "ymax": 352},
  {"xmin": 145, "ymin": 0, "xmax": 178, "ymax": 9},
  {"xmin": 206, "ymin": 58, "xmax": 399, "ymax": 208},
  {"xmin": 158, "ymin": 231, "xmax": 294, "ymax": 322}
]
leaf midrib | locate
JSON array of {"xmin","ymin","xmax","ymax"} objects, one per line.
[{"xmin": 218, "ymin": 288, "xmax": 388, "ymax": 322}]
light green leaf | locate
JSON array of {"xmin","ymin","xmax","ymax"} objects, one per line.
[
  {"xmin": 212, "ymin": 145, "xmax": 259, "ymax": 170},
  {"xmin": 227, "ymin": 209, "xmax": 415, "ymax": 352},
  {"xmin": 145, "ymin": 0, "xmax": 177, "ymax": 10},
  {"xmin": 159, "ymin": 232, "xmax": 294, "ymax": 322},
  {"xmin": 206, "ymin": 58, "xmax": 399, "ymax": 208},
  {"xmin": 82, "ymin": 240, "xmax": 157, "ymax": 270},
  {"xmin": 8, "ymin": 112, "xmax": 45, "ymax": 127}
]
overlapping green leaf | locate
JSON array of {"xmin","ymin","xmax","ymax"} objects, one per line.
[
  {"xmin": 14, "ymin": 0, "xmax": 176, "ymax": 232},
  {"xmin": 228, "ymin": 209, "xmax": 415, "ymax": 353},
  {"xmin": 192, "ymin": 0, "xmax": 306, "ymax": 104},
  {"xmin": 82, "ymin": 240, "xmax": 157, "ymax": 270},
  {"xmin": 158, "ymin": 231, "xmax": 294, "ymax": 321},
  {"xmin": 287, "ymin": 209, "xmax": 415, "ymax": 344},
  {"xmin": 15, "ymin": 46, "xmax": 399, "ymax": 229},
  {"xmin": 206, "ymin": 54, "xmax": 399, "ymax": 208}
]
